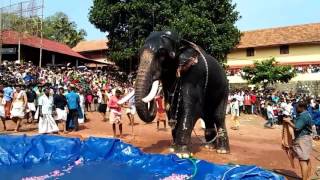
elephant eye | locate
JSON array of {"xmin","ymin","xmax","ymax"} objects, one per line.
[{"xmin": 157, "ymin": 48, "xmax": 167, "ymax": 55}]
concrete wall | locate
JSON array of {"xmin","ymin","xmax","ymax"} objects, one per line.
[
  {"xmin": 227, "ymin": 44, "xmax": 320, "ymax": 67},
  {"xmin": 229, "ymin": 80, "xmax": 320, "ymax": 96}
]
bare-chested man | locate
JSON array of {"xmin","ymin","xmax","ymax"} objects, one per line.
[{"xmin": 10, "ymin": 85, "xmax": 27, "ymax": 132}]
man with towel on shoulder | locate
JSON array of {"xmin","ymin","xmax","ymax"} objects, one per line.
[{"xmin": 10, "ymin": 85, "xmax": 27, "ymax": 132}]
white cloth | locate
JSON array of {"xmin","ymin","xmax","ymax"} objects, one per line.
[
  {"xmin": 267, "ymin": 105, "xmax": 274, "ymax": 119},
  {"xmin": 126, "ymin": 106, "xmax": 136, "ymax": 115},
  {"xmin": 38, "ymin": 95, "xmax": 54, "ymax": 114},
  {"xmin": 55, "ymin": 108, "xmax": 67, "ymax": 121},
  {"xmin": 11, "ymin": 101, "xmax": 25, "ymax": 118},
  {"xmin": 26, "ymin": 102, "xmax": 36, "ymax": 112},
  {"xmin": 109, "ymin": 109, "xmax": 122, "ymax": 124},
  {"xmin": 231, "ymin": 101, "xmax": 240, "ymax": 116},
  {"xmin": 11, "ymin": 91, "xmax": 25, "ymax": 118},
  {"xmin": 97, "ymin": 91, "xmax": 103, "ymax": 104},
  {"xmin": 78, "ymin": 94, "xmax": 85, "ymax": 124},
  {"xmin": 285, "ymin": 104, "xmax": 294, "ymax": 117},
  {"xmin": 34, "ymin": 107, "xmax": 39, "ymax": 120},
  {"xmin": 38, "ymin": 95, "xmax": 58, "ymax": 133},
  {"xmin": 38, "ymin": 114, "xmax": 59, "ymax": 134},
  {"xmin": 0, "ymin": 99, "xmax": 5, "ymax": 118}
]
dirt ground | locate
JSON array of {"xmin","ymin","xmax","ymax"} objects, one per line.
[{"xmin": 1, "ymin": 112, "xmax": 320, "ymax": 179}]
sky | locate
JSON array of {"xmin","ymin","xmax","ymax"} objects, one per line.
[{"xmin": 1, "ymin": 0, "xmax": 320, "ymax": 40}]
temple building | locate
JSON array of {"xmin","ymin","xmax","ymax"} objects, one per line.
[
  {"xmin": 72, "ymin": 39, "xmax": 114, "ymax": 68},
  {"xmin": 227, "ymin": 23, "xmax": 320, "ymax": 85},
  {"xmin": 0, "ymin": 30, "xmax": 88, "ymax": 66}
]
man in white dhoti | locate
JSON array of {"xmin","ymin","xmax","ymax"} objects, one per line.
[
  {"xmin": 38, "ymin": 87, "xmax": 59, "ymax": 134},
  {"xmin": 10, "ymin": 85, "xmax": 27, "ymax": 132}
]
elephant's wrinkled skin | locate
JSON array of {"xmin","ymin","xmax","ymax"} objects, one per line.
[{"xmin": 134, "ymin": 31, "xmax": 229, "ymax": 155}]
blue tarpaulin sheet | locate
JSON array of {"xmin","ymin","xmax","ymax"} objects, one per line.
[{"xmin": 0, "ymin": 135, "xmax": 284, "ymax": 180}]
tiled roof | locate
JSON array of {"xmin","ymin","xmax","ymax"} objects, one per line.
[
  {"xmin": 1, "ymin": 30, "xmax": 87, "ymax": 59},
  {"xmin": 237, "ymin": 23, "xmax": 320, "ymax": 49},
  {"xmin": 73, "ymin": 39, "xmax": 108, "ymax": 52}
]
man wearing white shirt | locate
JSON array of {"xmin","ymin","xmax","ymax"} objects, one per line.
[
  {"xmin": 265, "ymin": 102, "xmax": 275, "ymax": 128},
  {"xmin": 236, "ymin": 92, "xmax": 244, "ymax": 115},
  {"xmin": 38, "ymin": 87, "xmax": 59, "ymax": 134}
]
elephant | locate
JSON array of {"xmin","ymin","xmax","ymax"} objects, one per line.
[{"xmin": 134, "ymin": 31, "xmax": 229, "ymax": 156}]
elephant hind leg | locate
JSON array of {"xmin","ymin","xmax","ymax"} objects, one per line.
[
  {"xmin": 203, "ymin": 95, "xmax": 230, "ymax": 153},
  {"xmin": 214, "ymin": 95, "xmax": 230, "ymax": 154}
]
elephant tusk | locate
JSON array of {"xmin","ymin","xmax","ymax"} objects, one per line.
[
  {"xmin": 142, "ymin": 80, "xmax": 160, "ymax": 103},
  {"xmin": 118, "ymin": 90, "xmax": 135, "ymax": 105}
]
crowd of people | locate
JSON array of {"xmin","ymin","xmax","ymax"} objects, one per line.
[
  {"xmin": 0, "ymin": 61, "xmax": 143, "ymax": 136},
  {"xmin": 294, "ymin": 65, "xmax": 320, "ymax": 74},
  {"xmin": 227, "ymin": 89, "xmax": 317, "ymax": 179},
  {"xmin": 227, "ymin": 89, "xmax": 320, "ymax": 131},
  {"xmin": 0, "ymin": 59, "xmax": 318, "ymax": 179},
  {"xmin": 226, "ymin": 64, "xmax": 320, "ymax": 76}
]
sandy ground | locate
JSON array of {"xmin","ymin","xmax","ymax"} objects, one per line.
[{"xmin": 1, "ymin": 112, "xmax": 320, "ymax": 179}]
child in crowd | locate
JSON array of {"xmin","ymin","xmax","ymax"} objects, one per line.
[
  {"xmin": 265, "ymin": 102, "xmax": 275, "ymax": 128},
  {"xmin": 230, "ymin": 98, "xmax": 240, "ymax": 130},
  {"xmin": 155, "ymin": 94, "xmax": 166, "ymax": 130}
]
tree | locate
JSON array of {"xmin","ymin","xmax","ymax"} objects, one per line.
[
  {"xmin": 43, "ymin": 12, "xmax": 87, "ymax": 47},
  {"xmin": 1, "ymin": 12, "xmax": 86, "ymax": 48},
  {"xmin": 89, "ymin": 0, "xmax": 241, "ymax": 70},
  {"xmin": 241, "ymin": 58, "xmax": 296, "ymax": 88},
  {"xmin": 1, "ymin": 13, "xmax": 42, "ymax": 36}
]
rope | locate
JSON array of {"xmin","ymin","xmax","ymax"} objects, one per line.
[
  {"xmin": 167, "ymin": 78, "xmax": 181, "ymax": 129},
  {"xmin": 192, "ymin": 124, "xmax": 219, "ymax": 145},
  {"xmin": 221, "ymin": 165, "xmax": 240, "ymax": 180},
  {"xmin": 182, "ymin": 40, "xmax": 209, "ymax": 93},
  {"xmin": 187, "ymin": 158, "xmax": 198, "ymax": 180},
  {"xmin": 184, "ymin": 160, "xmax": 300, "ymax": 180},
  {"xmin": 312, "ymin": 147, "xmax": 320, "ymax": 177},
  {"xmin": 198, "ymin": 51, "xmax": 209, "ymax": 93},
  {"xmin": 312, "ymin": 147, "xmax": 320, "ymax": 161}
]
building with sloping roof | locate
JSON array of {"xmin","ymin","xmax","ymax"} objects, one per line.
[
  {"xmin": 227, "ymin": 23, "xmax": 320, "ymax": 85},
  {"xmin": 0, "ymin": 30, "xmax": 88, "ymax": 66},
  {"xmin": 227, "ymin": 23, "xmax": 320, "ymax": 69},
  {"xmin": 72, "ymin": 39, "xmax": 114, "ymax": 67}
]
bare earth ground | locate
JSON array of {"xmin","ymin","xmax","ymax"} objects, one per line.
[{"xmin": 1, "ymin": 113, "xmax": 320, "ymax": 179}]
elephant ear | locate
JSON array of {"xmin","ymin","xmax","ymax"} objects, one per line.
[{"xmin": 180, "ymin": 39, "xmax": 203, "ymax": 55}]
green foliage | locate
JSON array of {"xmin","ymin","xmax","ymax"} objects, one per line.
[
  {"xmin": 89, "ymin": 0, "xmax": 241, "ymax": 69},
  {"xmin": 241, "ymin": 58, "xmax": 296, "ymax": 87},
  {"xmin": 1, "ymin": 12, "xmax": 86, "ymax": 47},
  {"xmin": 1, "ymin": 13, "xmax": 42, "ymax": 36},
  {"xmin": 43, "ymin": 12, "xmax": 87, "ymax": 47}
]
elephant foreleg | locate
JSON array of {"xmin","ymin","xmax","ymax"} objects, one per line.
[{"xmin": 173, "ymin": 84, "xmax": 201, "ymax": 156}]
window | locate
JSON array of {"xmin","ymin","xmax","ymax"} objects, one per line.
[
  {"xmin": 280, "ymin": 45, "xmax": 289, "ymax": 54},
  {"xmin": 246, "ymin": 48, "xmax": 255, "ymax": 57}
]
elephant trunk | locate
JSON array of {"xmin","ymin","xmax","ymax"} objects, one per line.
[{"xmin": 135, "ymin": 49, "xmax": 157, "ymax": 122}]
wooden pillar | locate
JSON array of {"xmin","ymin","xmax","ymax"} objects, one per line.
[{"xmin": 51, "ymin": 54, "xmax": 55, "ymax": 65}]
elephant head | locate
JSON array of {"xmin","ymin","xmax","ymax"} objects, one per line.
[{"xmin": 135, "ymin": 31, "xmax": 180, "ymax": 123}]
